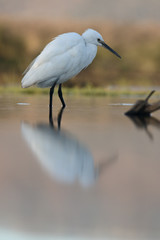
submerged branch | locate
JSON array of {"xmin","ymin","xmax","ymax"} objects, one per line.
[{"xmin": 125, "ymin": 90, "xmax": 160, "ymax": 116}]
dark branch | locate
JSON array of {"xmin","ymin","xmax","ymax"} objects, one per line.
[{"xmin": 125, "ymin": 90, "xmax": 160, "ymax": 116}]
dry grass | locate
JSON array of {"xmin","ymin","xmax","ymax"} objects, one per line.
[{"xmin": 0, "ymin": 18, "xmax": 160, "ymax": 87}]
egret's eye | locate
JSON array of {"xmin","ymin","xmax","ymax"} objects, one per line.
[{"xmin": 97, "ymin": 38, "xmax": 101, "ymax": 42}]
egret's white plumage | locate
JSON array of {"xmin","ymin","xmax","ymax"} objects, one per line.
[{"xmin": 21, "ymin": 29, "xmax": 121, "ymax": 108}]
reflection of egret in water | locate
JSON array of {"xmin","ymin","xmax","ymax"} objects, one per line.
[
  {"xmin": 126, "ymin": 115, "xmax": 160, "ymax": 140},
  {"xmin": 22, "ymin": 108, "xmax": 117, "ymax": 187}
]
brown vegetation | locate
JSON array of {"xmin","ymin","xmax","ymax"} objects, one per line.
[{"xmin": 0, "ymin": 19, "xmax": 160, "ymax": 87}]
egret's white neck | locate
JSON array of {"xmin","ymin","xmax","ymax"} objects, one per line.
[{"xmin": 83, "ymin": 41, "xmax": 97, "ymax": 69}]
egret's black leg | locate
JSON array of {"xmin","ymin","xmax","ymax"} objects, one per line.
[
  {"xmin": 49, "ymin": 81, "xmax": 57, "ymax": 125},
  {"xmin": 58, "ymin": 84, "xmax": 66, "ymax": 108},
  {"xmin": 57, "ymin": 106, "xmax": 65, "ymax": 130}
]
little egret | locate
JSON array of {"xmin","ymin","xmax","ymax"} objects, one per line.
[{"xmin": 21, "ymin": 28, "xmax": 121, "ymax": 114}]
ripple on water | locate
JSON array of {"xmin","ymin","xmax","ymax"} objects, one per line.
[
  {"xmin": 109, "ymin": 103, "xmax": 134, "ymax": 106},
  {"xmin": 16, "ymin": 103, "xmax": 30, "ymax": 106}
]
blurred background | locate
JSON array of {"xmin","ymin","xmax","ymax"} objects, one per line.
[
  {"xmin": 0, "ymin": 0, "xmax": 160, "ymax": 88},
  {"xmin": 1, "ymin": 2, "xmax": 160, "ymax": 239}
]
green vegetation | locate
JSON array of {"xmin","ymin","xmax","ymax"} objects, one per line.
[
  {"xmin": 0, "ymin": 85, "xmax": 158, "ymax": 98},
  {"xmin": 0, "ymin": 20, "xmax": 160, "ymax": 88}
]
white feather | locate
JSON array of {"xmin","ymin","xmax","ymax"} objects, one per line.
[{"xmin": 21, "ymin": 29, "xmax": 101, "ymax": 88}]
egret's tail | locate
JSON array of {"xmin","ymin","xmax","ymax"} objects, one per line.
[
  {"xmin": 21, "ymin": 77, "xmax": 31, "ymax": 88},
  {"xmin": 21, "ymin": 71, "xmax": 36, "ymax": 88},
  {"xmin": 21, "ymin": 73, "xmax": 38, "ymax": 88}
]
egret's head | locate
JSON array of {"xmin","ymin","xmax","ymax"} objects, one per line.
[
  {"xmin": 82, "ymin": 29, "xmax": 104, "ymax": 46},
  {"xmin": 82, "ymin": 29, "xmax": 121, "ymax": 59}
]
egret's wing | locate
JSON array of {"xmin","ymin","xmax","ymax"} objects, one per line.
[
  {"xmin": 22, "ymin": 57, "xmax": 37, "ymax": 75},
  {"xmin": 21, "ymin": 33, "xmax": 85, "ymax": 88}
]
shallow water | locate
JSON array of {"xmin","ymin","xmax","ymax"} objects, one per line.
[{"xmin": 0, "ymin": 93, "xmax": 160, "ymax": 240}]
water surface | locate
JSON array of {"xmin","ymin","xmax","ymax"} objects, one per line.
[{"xmin": 0, "ymin": 93, "xmax": 160, "ymax": 240}]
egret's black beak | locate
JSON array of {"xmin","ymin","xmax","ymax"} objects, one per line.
[{"xmin": 99, "ymin": 40, "xmax": 121, "ymax": 59}]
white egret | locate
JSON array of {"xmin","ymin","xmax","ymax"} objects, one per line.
[{"xmin": 21, "ymin": 28, "xmax": 121, "ymax": 112}]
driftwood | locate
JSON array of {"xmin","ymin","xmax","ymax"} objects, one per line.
[{"xmin": 125, "ymin": 90, "xmax": 160, "ymax": 116}]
